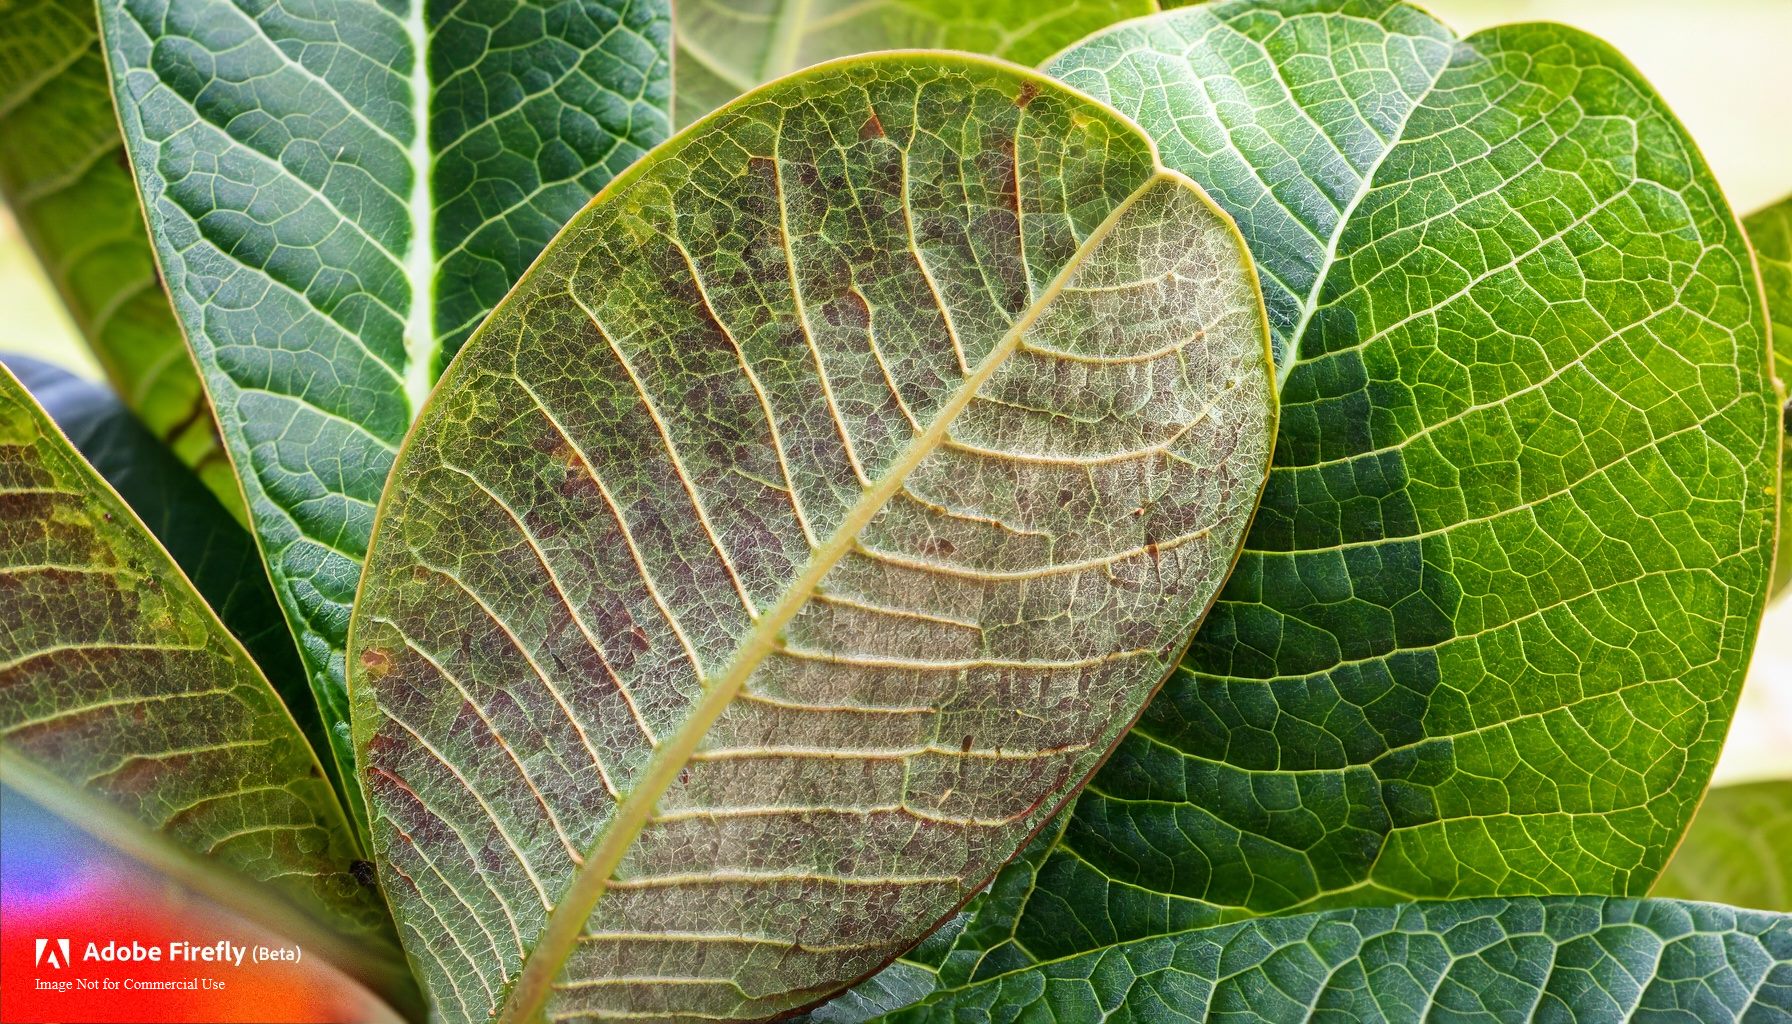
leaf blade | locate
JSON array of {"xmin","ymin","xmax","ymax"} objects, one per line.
[
  {"xmin": 1013, "ymin": 0, "xmax": 1776, "ymax": 939},
  {"xmin": 0, "ymin": 362, "xmax": 405, "ymax": 994},
  {"xmin": 96, "ymin": 0, "xmax": 674, "ymax": 799},
  {"xmin": 885, "ymin": 898, "xmax": 1792, "ymax": 1022},
  {"xmin": 350, "ymin": 53, "xmax": 1276, "ymax": 1022}
]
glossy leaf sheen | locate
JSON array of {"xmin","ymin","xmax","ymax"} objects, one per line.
[
  {"xmin": 97, "ymin": 0, "xmax": 673, "ymax": 804},
  {"xmin": 888, "ymin": 898, "xmax": 1792, "ymax": 1022},
  {"xmin": 672, "ymin": 0, "xmax": 1155, "ymax": 127},
  {"xmin": 2, "ymin": 355, "xmax": 322, "ymax": 785},
  {"xmin": 0, "ymin": 363, "xmax": 391, "ymax": 960},
  {"xmin": 0, "ymin": 0, "xmax": 240, "ymax": 518},
  {"xmin": 958, "ymin": 0, "xmax": 1774, "ymax": 959},
  {"xmin": 1746, "ymin": 194, "xmax": 1791, "ymax": 597},
  {"xmin": 349, "ymin": 54, "xmax": 1275, "ymax": 1023},
  {"xmin": 1655, "ymin": 780, "xmax": 1792, "ymax": 913}
]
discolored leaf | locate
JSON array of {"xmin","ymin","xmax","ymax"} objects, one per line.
[
  {"xmin": 0, "ymin": 0, "xmax": 240, "ymax": 519},
  {"xmin": 0, "ymin": 362, "xmax": 407, "ymax": 1001},
  {"xmin": 672, "ymin": 0, "xmax": 1155, "ymax": 127},
  {"xmin": 349, "ymin": 54, "xmax": 1275, "ymax": 1023},
  {"xmin": 1655, "ymin": 780, "xmax": 1792, "ymax": 913},
  {"xmin": 1745, "ymin": 194, "xmax": 1791, "ymax": 597},
  {"xmin": 97, "ymin": 0, "xmax": 674, "ymax": 809},
  {"xmin": 887, "ymin": 898, "xmax": 1792, "ymax": 1022},
  {"xmin": 3, "ymin": 354, "xmax": 321, "ymax": 788}
]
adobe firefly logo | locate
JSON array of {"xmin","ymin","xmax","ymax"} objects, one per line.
[{"xmin": 34, "ymin": 938, "xmax": 71, "ymax": 969}]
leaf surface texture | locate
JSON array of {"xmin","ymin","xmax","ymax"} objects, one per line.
[
  {"xmin": 0, "ymin": 362, "xmax": 397, "ymax": 978},
  {"xmin": 96, "ymin": 0, "xmax": 673, "ymax": 799},
  {"xmin": 888, "ymin": 898, "xmax": 1792, "ymax": 1022},
  {"xmin": 1745, "ymin": 193, "xmax": 1791, "ymax": 597},
  {"xmin": 348, "ymin": 53, "xmax": 1276, "ymax": 1023}
]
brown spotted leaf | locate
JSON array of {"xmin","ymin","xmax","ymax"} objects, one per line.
[
  {"xmin": 0, "ymin": 363, "xmax": 408, "ymax": 1001},
  {"xmin": 348, "ymin": 53, "xmax": 1275, "ymax": 1023}
]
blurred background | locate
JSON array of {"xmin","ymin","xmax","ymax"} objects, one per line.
[{"xmin": 1, "ymin": 1, "xmax": 1788, "ymax": 1021}]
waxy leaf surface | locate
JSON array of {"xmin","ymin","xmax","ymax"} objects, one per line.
[
  {"xmin": 98, "ymin": 0, "xmax": 673, "ymax": 803},
  {"xmin": 0, "ymin": 363, "xmax": 400, "ymax": 987},
  {"xmin": 671, "ymin": 0, "xmax": 1154, "ymax": 127},
  {"xmin": 349, "ymin": 54, "xmax": 1275, "ymax": 1023},
  {"xmin": 926, "ymin": 0, "xmax": 1778, "ymax": 965},
  {"xmin": 0, "ymin": 0, "xmax": 239, "ymax": 517},
  {"xmin": 888, "ymin": 898, "xmax": 1792, "ymax": 1022},
  {"xmin": 1746, "ymin": 194, "xmax": 1791, "ymax": 597},
  {"xmin": 1655, "ymin": 780, "xmax": 1792, "ymax": 913}
]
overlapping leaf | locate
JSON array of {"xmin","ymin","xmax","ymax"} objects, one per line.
[
  {"xmin": 930, "ymin": 0, "xmax": 1775, "ymax": 960},
  {"xmin": 3, "ymin": 355, "xmax": 321, "ymax": 784},
  {"xmin": 348, "ymin": 53, "xmax": 1276, "ymax": 1023},
  {"xmin": 1746, "ymin": 194, "xmax": 1791, "ymax": 596},
  {"xmin": 672, "ymin": 0, "xmax": 1155, "ymax": 127},
  {"xmin": 97, "ymin": 0, "xmax": 673, "ymax": 805},
  {"xmin": 888, "ymin": 898, "xmax": 1792, "ymax": 1022},
  {"xmin": 0, "ymin": 363, "xmax": 405, "ymax": 998},
  {"xmin": 1655, "ymin": 780, "xmax": 1792, "ymax": 913},
  {"xmin": 0, "ymin": 0, "xmax": 239, "ymax": 518}
]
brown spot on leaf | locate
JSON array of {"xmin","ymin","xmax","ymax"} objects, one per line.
[
  {"xmin": 360, "ymin": 648, "xmax": 393, "ymax": 679},
  {"xmin": 918, "ymin": 537, "xmax": 956, "ymax": 558},
  {"xmin": 860, "ymin": 111, "xmax": 885, "ymax": 141},
  {"xmin": 1015, "ymin": 81, "xmax": 1038, "ymax": 108}
]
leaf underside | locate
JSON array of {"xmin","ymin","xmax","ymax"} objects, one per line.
[
  {"xmin": 2, "ymin": 355, "xmax": 321, "ymax": 786},
  {"xmin": 1654, "ymin": 779, "xmax": 1792, "ymax": 913},
  {"xmin": 0, "ymin": 363, "xmax": 394, "ymax": 967},
  {"xmin": 671, "ymin": 0, "xmax": 1155, "ymax": 129},
  {"xmin": 97, "ymin": 0, "xmax": 673, "ymax": 811},
  {"xmin": 889, "ymin": 898, "xmax": 1792, "ymax": 1022},
  {"xmin": 0, "ymin": 0, "xmax": 240, "ymax": 518},
  {"xmin": 1744, "ymin": 194, "xmax": 1790, "ymax": 597},
  {"xmin": 348, "ymin": 53, "xmax": 1276, "ymax": 1024}
]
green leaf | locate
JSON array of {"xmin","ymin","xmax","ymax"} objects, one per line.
[
  {"xmin": 883, "ymin": 898, "xmax": 1792, "ymax": 1022},
  {"xmin": 348, "ymin": 52, "xmax": 1276, "ymax": 1023},
  {"xmin": 0, "ymin": 0, "xmax": 242, "ymax": 521},
  {"xmin": 0, "ymin": 361, "xmax": 410, "ymax": 1004},
  {"xmin": 1745, "ymin": 194, "xmax": 1791, "ymax": 597},
  {"xmin": 1655, "ymin": 780, "xmax": 1792, "ymax": 913},
  {"xmin": 97, "ymin": 0, "xmax": 674, "ymax": 809},
  {"xmin": 672, "ymin": 0, "xmax": 1156, "ymax": 128},
  {"xmin": 3, "ymin": 354, "xmax": 325, "ymax": 791},
  {"xmin": 995, "ymin": 0, "xmax": 1774, "ymax": 947}
]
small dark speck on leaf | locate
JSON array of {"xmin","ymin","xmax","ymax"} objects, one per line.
[
  {"xmin": 350, "ymin": 860, "xmax": 378, "ymax": 887},
  {"xmin": 1015, "ymin": 82, "xmax": 1038, "ymax": 108},
  {"xmin": 860, "ymin": 111, "xmax": 885, "ymax": 141}
]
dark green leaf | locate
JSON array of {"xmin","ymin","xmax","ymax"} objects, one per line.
[
  {"xmin": 1655, "ymin": 780, "xmax": 1792, "ymax": 913},
  {"xmin": 348, "ymin": 53, "xmax": 1276, "ymax": 1022},
  {"xmin": 818, "ymin": 5, "xmax": 1780, "ymax": 1014},
  {"xmin": 97, "ymin": 0, "xmax": 675, "ymax": 810},
  {"xmin": 0, "ymin": 362, "xmax": 409, "ymax": 1004},
  {"xmin": 886, "ymin": 898, "xmax": 1792, "ymax": 1022},
  {"xmin": 0, "ymin": 0, "xmax": 241, "ymax": 519}
]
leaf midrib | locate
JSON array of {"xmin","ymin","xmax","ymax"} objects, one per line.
[
  {"xmin": 401, "ymin": 0, "xmax": 436, "ymax": 411},
  {"xmin": 492, "ymin": 167, "xmax": 1179, "ymax": 1024}
]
